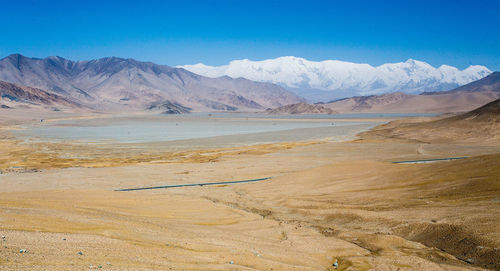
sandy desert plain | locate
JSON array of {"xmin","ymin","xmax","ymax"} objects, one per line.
[{"xmin": 0, "ymin": 106, "xmax": 499, "ymax": 271}]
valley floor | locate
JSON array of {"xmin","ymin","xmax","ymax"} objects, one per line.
[{"xmin": 0, "ymin": 113, "xmax": 499, "ymax": 270}]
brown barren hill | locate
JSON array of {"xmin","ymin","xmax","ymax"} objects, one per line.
[
  {"xmin": 266, "ymin": 102, "xmax": 338, "ymax": 114},
  {"xmin": 456, "ymin": 97, "xmax": 500, "ymax": 121},
  {"xmin": 360, "ymin": 99, "xmax": 500, "ymax": 144},
  {"xmin": 326, "ymin": 72, "xmax": 500, "ymax": 113}
]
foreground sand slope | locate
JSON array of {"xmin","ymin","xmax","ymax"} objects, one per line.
[
  {"xmin": 1, "ymin": 107, "xmax": 499, "ymax": 270},
  {"xmin": 1, "ymin": 140, "xmax": 499, "ymax": 270}
]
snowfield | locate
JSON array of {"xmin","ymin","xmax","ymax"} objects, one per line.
[{"xmin": 179, "ymin": 57, "xmax": 492, "ymax": 96}]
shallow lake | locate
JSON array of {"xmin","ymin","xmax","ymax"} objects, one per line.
[{"xmin": 13, "ymin": 113, "xmax": 433, "ymax": 145}]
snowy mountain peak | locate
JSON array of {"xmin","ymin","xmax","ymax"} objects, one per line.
[{"xmin": 179, "ymin": 57, "xmax": 492, "ymax": 101}]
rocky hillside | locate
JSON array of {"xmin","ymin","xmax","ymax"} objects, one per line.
[
  {"xmin": 0, "ymin": 80, "xmax": 82, "ymax": 110},
  {"xmin": 147, "ymin": 100, "xmax": 192, "ymax": 114},
  {"xmin": 266, "ymin": 102, "xmax": 338, "ymax": 114}
]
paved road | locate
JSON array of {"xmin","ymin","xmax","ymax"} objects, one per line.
[{"xmin": 115, "ymin": 177, "xmax": 273, "ymax": 192}]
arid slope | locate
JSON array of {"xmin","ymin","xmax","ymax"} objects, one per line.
[{"xmin": 360, "ymin": 99, "xmax": 500, "ymax": 144}]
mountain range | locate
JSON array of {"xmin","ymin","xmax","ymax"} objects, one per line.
[
  {"xmin": 1, "ymin": 54, "xmax": 498, "ymax": 114},
  {"xmin": 0, "ymin": 54, "xmax": 303, "ymax": 112},
  {"xmin": 180, "ymin": 56, "xmax": 492, "ymax": 102},
  {"xmin": 323, "ymin": 72, "xmax": 500, "ymax": 113}
]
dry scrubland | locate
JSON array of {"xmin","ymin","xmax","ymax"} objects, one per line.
[{"xmin": 0, "ymin": 107, "xmax": 499, "ymax": 270}]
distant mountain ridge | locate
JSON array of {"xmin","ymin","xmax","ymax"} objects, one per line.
[
  {"xmin": 0, "ymin": 54, "xmax": 303, "ymax": 112},
  {"xmin": 422, "ymin": 72, "xmax": 500, "ymax": 95},
  {"xmin": 179, "ymin": 56, "xmax": 492, "ymax": 101},
  {"xmin": 324, "ymin": 72, "xmax": 500, "ymax": 113}
]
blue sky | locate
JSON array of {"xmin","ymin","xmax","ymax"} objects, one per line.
[{"xmin": 1, "ymin": 0, "xmax": 499, "ymax": 70}]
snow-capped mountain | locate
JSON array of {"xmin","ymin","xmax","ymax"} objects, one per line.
[{"xmin": 179, "ymin": 57, "xmax": 492, "ymax": 101}]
